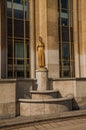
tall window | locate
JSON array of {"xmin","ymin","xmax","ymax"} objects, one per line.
[
  {"xmin": 7, "ymin": 0, "xmax": 30, "ymax": 78},
  {"xmin": 58, "ymin": 0, "xmax": 75, "ymax": 77}
]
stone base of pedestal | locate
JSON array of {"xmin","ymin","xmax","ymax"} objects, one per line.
[
  {"xmin": 18, "ymin": 67, "xmax": 74, "ymax": 117},
  {"xmin": 19, "ymin": 97, "xmax": 73, "ymax": 116},
  {"xmin": 36, "ymin": 68, "xmax": 48, "ymax": 91},
  {"xmin": 30, "ymin": 90, "xmax": 59, "ymax": 99}
]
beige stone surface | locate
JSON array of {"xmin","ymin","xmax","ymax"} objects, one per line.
[
  {"xmin": 0, "ymin": 83, "xmax": 16, "ymax": 103},
  {"xmin": 31, "ymin": 90, "xmax": 58, "ymax": 99},
  {"xmin": 53, "ymin": 80, "xmax": 76, "ymax": 97},
  {"xmin": 20, "ymin": 103, "xmax": 31, "ymax": 116},
  {"xmin": 19, "ymin": 97, "xmax": 72, "ymax": 116},
  {"xmin": 36, "ymin": 68, "xmax": 48, "ymax": 90},
  {"xmin": 76, "ymin": 81, "xmax": 86, "ymax": 97},
  {"xmin": 0, "ymin": 80, "xmax": 16, "ymax": 118},
  {"xmin": 30, "ymin": 103, "xmax": 45, "ymax": 116}
]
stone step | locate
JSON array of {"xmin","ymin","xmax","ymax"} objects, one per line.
[
  {"xmin": 0, "ymin": 110, "xmax": 86, "ymax": 129},
  {"xmin": 19, "ymin": 97, "xmax": 73, "ymax": 116},
  {"xmin": 30, "ymin": 90, "xmax": 59, "ymax": 99}
]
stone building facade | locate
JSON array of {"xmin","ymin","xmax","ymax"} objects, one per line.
[{"xmin": 0, "ymin": 0, "xmax": 86, "ymax": 119}]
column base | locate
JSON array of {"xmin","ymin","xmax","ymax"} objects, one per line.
[{"xmin": 36, "ymin": 67, "xmax": 48, "ymax": 91}]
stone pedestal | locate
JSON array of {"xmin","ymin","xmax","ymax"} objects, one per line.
[
  {"xmin": 19, "ymin": 67, "xmax": 73, "ymax": 117},
  {"xmin": 36, "ymin": 68, "xmax": 48, "ymax": 91}
]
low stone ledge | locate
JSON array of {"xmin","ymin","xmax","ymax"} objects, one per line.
[
  {"xmin": 49, "ymin": 77, "xmax": 86, "ymax": 81},
  {"xmin": 19, "ymin": 97, "xmax": 73, "ymax": 103},
  {"xmin": 0, "ymin": 79, "xmax": 16, "ymax": 83},
  {"xmin": 30, "ymin": 90, "xmax": 58, "ymax": 94},
  {"xmin": 16, "ymin": 78, "xmax": 37, "ymax": 82},
  {"xmin": 19, "ymin": 97, "xmax": 73, "ymax": 116}
]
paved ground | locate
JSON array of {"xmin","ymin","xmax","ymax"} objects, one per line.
[
  {"xmin": 0, "ymin": 116, "xmax": 86, "ymax": 130},
  {"xmin": 15, "ymin": 116, "xmax": 86, "ymax": 130},
  {"xmin": 0, "ymin": 110, "xmax": 86, "ymax": 130}
]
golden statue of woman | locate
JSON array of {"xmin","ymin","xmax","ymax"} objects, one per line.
[{"xmin": 37, "ymin": 36, "xmax": 45, "ymax": 68}]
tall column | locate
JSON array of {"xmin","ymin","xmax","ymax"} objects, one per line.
[
  {"xmin": 77, "ymin": 0, "xmax": 86, "ymax": 77},
  {"xmin": 29, "ymin": 0, "xmax": 36, "ymax": 78},
  {"xmin": 73, "ymin": 0, "xmax": 80, "ymax": 77},
  {"xmin": 35, "ymin": 0, "xmax": 59, "ymax": 78},
  {"xmin": 47, "ymin": 0, "xmax": 59, "ymax": 78}
]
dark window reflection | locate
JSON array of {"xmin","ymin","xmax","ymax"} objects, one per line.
[
  {"xmin": 63, "ymin": 70, "xmax": 70, "ymax": 77},
  {"xmin": 7, "ymin": 0, "xmax": 30, "ymax": 78},
  {"xmin": 61, "ymin": 18, "xmax": 68, "ymax": 26},
  {"xmin": 8, "ymin": 71, "xmax": 12, "ymax": 78},
  {"xmin": 13, "ymin": 0, "xmax": 23, "ymax": 4},
  {"xmin": 17, "ymin": 71, "xmax": 24, "ymax": 78},
  {"xmin": 61, "ymin": 0, "xmax": 68, "ymax": 9},
  {"xmin": 70, "ymin": 28, "xmax": 73, "ymax": 42},
  {"xmin": 14, "ymin": 19, "xmax": 24, "ymax": 37},
  {"xmin": 62, "ymin": 44, "xmax": 70, "ymax": 59},
  {"xmin": 58, "ymin": 0, "xmax": 74, "ymax": 78},
  {"xmin": 62, "ymin": 27, "xmax": 69, "ymax": 42},
  {"xmin": 25, "ymin": 21, "xmax": 29, "ymax": 38},
  {"xmin": 8, "ymin": 42, "xmax": 12, "ymax": 57},
  {"xmin": 8, "ymin": 18, "xmax": 12, "ymax": 36},
  {"xmin": 7, "ymin": 0, "xmax": 12, "ymax": 2},
  {"xmin": 14, "ymin": 9, "xmax": 24, "ymax": 19},
  {"xmin": 27, "ymin": 72, "xmax": 29, "ymax": 78},
  {"xmin": 7, "ymin": 8, "xmax": 12, "ymax": 17},
  {"xmin": 27, "ymin": 44, "xmax": 29, "ymax": 58},
  {"xmin": 62, "ymin": 61, "xmax": 70, "ymax": 66}
]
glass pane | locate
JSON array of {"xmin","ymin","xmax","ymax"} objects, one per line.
[
  {"xmin": 61, "ymin": 11, "xmax": 68, "ymax": 26},
  {"xmin": 17, "ymin": 71, "xmax": 24, "ymax": 78},
  {"xmin": 61, "ymin": 11, "xmax": 68, "ymax": 18},
  {"xmin": 16, "ymin": 59, "xmax": 24, "ymax": 65},
  {"xmin": 7, "ymin": 0, "xmax": 12, "ymax": 1},
  {"xmin": 61, "ymin": 18, "xmax": 68, "ymax": 26},
  {"xmin": 8, "ymin": 71, "xmax": 12, "ymax": 78},
  {"xmin": 25, "ymin": 21, "xmax": 29, "ymax": 38},
  {"xmin": 7, "ymin": 0, "xmax": 30, "ymax": 79},
  {"xmin": 14, "ymin": 9, "xmax": 24, "ymax": 19},
  {"xmin": 62, "ymin": 60, "xmax": 70, "ymax": 67},
  {"xmin": 13, "ymin": 0, "xmax": 23, "ymax": 4},
  {"xmin": 8, "ymin": 18, "xmax": 12, "ymax": 36},
  {"xmin": 61, "ymin": 0, "xmax": 68, "ymax": 9},
  {"xmin": 14, "ymin": 19, "xmax": 24, "ymax": 37},
  {"xmin": 70, "ymin": 28, "xmax": 73, "ymax": 42},
  {"xmin": 63, "ymin": 70, "xmax": 70, "ymax": 77},
  {"xmin": 14, "ymin": 43, "xmax": 24, "ymax": 58},
  {"xmin": 62, "ymin": 44, "xmax": 70, "ymax": 59},
  {"xmin": 7, "ymin": 1, "xmax": 12, "ymax": 17},
  {"xmin": 25, "ymin": 0, "xmax": 29, "ymax": 20},
  {"xmin": 8, "ymin": 59, "xmax": 12, "ymax": 64},
  {"xmin": 62, "ymin": 27, "xmax": 69, "ymax": 42},
  {"xmin": 14, "ymin": 2, "xmax": 24, "ymax": 19},
  {"xmin": 26, "ymin": 43, "xmax": 29, "ymax": 58},
  {"xmin": 8, "ymin": 41, "xmax": 12, "ymax": 57}
]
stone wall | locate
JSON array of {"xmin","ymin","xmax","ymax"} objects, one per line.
[
  {"xmin": 52, "ymin": 78, "xmax": 86, "ymax": 110},
  {"xmin": 16, "ymin": 79, "xmax": 37, "ymax": 99},
  {"xmin": 0, "ymin": 79, "xmax": 16, "ymax": 119},
  {"xmin": 0, "ymin": 79, "xmax": 37, "ymax": 119}
]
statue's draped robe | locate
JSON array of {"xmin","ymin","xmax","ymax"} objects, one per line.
[{"xmin": 37, "ymin": 42, "xmax": 45, "ymax": 67}]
